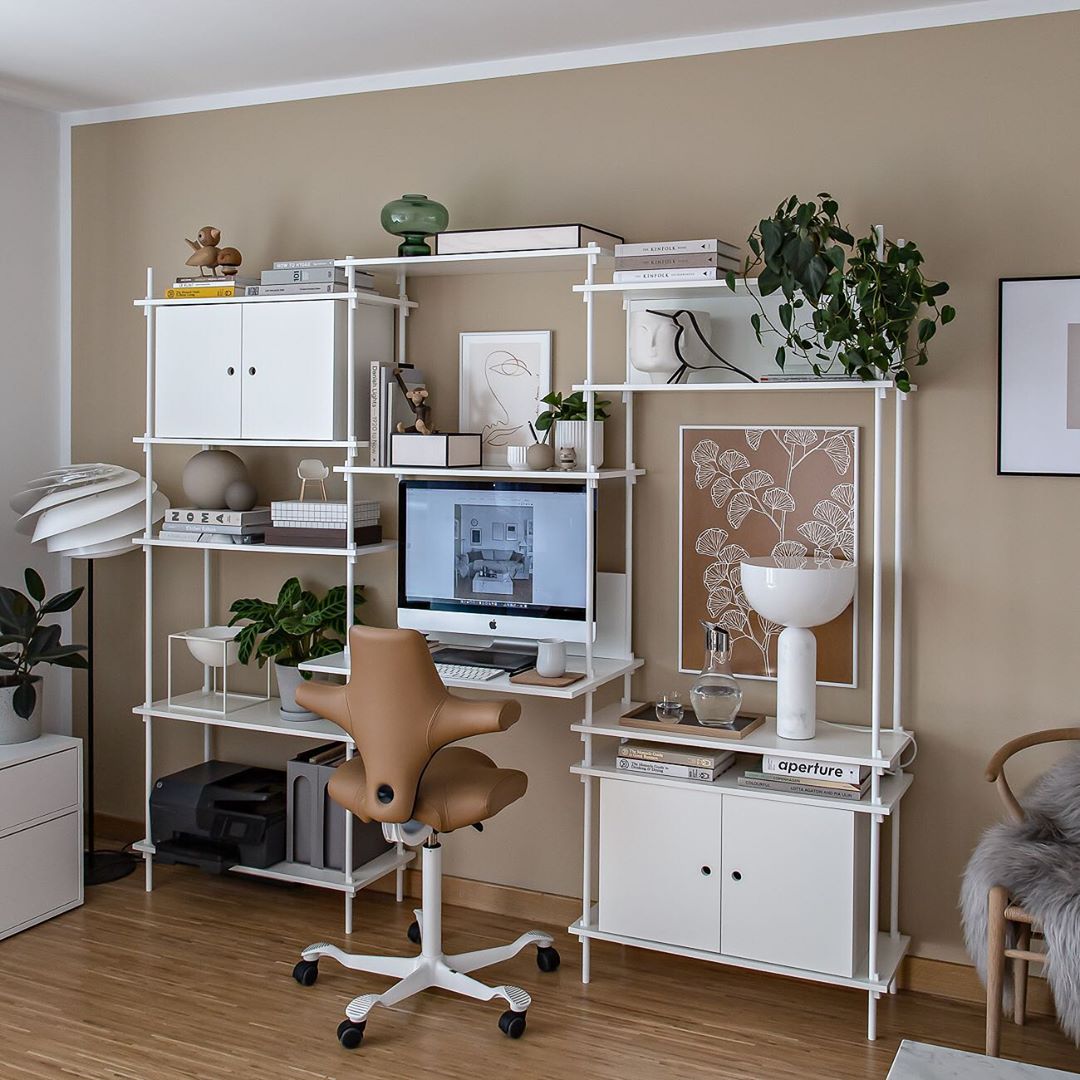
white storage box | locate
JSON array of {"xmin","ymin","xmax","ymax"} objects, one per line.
[{"xmin": 390, "ymin": 433, "xmax": 482, "ymax": 468}]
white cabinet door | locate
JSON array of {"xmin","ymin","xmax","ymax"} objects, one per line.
[
  {"xmin": 598, "ymin": 779, "xmax": 721, "ymax": 952},
  {"xmin": 240, "ymin": 302, "xmax": 337, "ymax": 440},
  {"xmin": 155, "ymin": 305, "xmax": 242, "ymax": 438},
  {"xmin": 0, "ymin": 812, "xmax": 81, "ymax": 939},
  {"xmin": 720, "ymin": 795, "xmax": 866, "ymax": 977}
]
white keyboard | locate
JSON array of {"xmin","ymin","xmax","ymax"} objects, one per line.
[{"xmin": 434, "ymin": 663, "xmax": 504, "ymax": 683}]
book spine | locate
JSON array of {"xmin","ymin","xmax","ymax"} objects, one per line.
[
  {"xmin": 250, "ymin": 283, "xmax": 352, "ymax": 295},
  {"xmin": 173, "ymin": 277, "xmax": 258, "ymax": 287},
  {"xmin": 737, "ymin": 778, "xmax": 865, "ymax": 801},
  {"xmin": 271, "ymin": 500, "xmax": 379, "ymax": 511},
  {"xmin": 165, "ymin": 286, "xmax": 256, "ymax": 299},
  {"xmin": 369, "ymin": 363, "xmax": 382, "ymax": 466},
  {"xmin": 614, "ymin": 253, "xmax": 726, "ymax": 270},
  {"xmin": 261, "ymin": 268, "xmax": 349, "ymax": 285},
  {"xmin": 612, "ymin": 267, "xmax": 720, "ymax": 283},
  {"xmin": 616, "ymin": 745, "xmax": 731, "ymax": 769},
  {"xmin": 271, "ymin": 258, "xmax": 337, "ymax": 269},
  {"xmin": 615, "ymin": 757, "xmax": 727, "ymax": 782},
  {"xmin": 761, "ymin": 755, "xmax": 867, "ymax": 784},
  {"xmin": 742, "ymin": 770, "xmax": 864, "ymax": 792},
  {"xmin": 161, "ymin": 522, "xmax": 262, "ymax": 535},
  {"xmin": 615, "ymin": 239, "xmax": 740, "ymax": 257},
  {"xmin": 166, "ymin": 508, "xmax": 269, "ymax": 526}
]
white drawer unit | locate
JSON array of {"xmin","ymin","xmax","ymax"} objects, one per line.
[
  {"xmin": 0, "ymin": 735, "xmax": 83, "ymax": 941},
  {"xmin": 154, "ymin": 299, "xmax": 394, "ymax": 441}
]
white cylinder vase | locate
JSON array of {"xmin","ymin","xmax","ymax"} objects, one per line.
[
  {"xmin": 554, "ymin": 420, "xmax": 604, "ymax": 469},
  {"xmin": 775, "ymin": 626, "xmax": 817, "ymax": 740}
]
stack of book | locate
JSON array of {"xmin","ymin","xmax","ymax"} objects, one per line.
[
  {"xmin": 265, "ymin": 499, "xmax": 382, "ymax": 548},
  {"xmin": 160, "ymin": 507, "xmax": 269, "ymax": 544},
  {"xmin": 164, "ymin": 276, "xmax": 259, "ymax": 300},
  {"xmin": 737, "ymin": 754, "xmax": 870, "ymax": 801},
  {"xmin": 615, "ymin": 741, "xmax": 735, "ymax": 783},
  {"xmin": 252, "ymin": 259, "xmax": 376, "ymax": 297},
  {"xmin": 612, "ymin": 239, "xmax": 741, "ymax": 284}
]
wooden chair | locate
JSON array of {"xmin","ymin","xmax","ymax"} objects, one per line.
[{"xmin": 984, "ymin": 727, "xmax": 1080, "ymax": 1056}]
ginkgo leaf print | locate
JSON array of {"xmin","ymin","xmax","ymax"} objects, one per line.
[
  {"xmin": 691, "ymin": 439, "xmax": 720, "ymax": 465},
  {"xmin": 717, "ymin": 607, "xmax": 748, "ymax": 632},
  {"xmin": 710, "ymin": 474, "xmax": 735, "ymax": 508},
  {"xmin": 745, "ymin": 428, "xmax": 765, "ymax": 450},
  {"xmin": 772, "ymin": 540, "xmax": 808, "ymax": 559},
  {"xmin": 695, "ymin": 527, "xmax": 729, "ymax": 558},
  {"xmin": 836, "ymin": 529, "xmax": 855, "ymax": 560},
  {"xmin": 831, "ymin": 483, "xmax": 855, "ymax": 510},
  {"xmin": 740, "ymin": 468, "xmax": 774, "ymax": 491},
  {"xmin": 762, "ymin": 486, "xmax": 796, "ymax": 512},
  {"xmin": 797, "ymin": 519, "xmax": 835, "ymax": 550},
  {"xmin": 783, "ymin": 428, "xmax": 819, "ymax": 448},
  {"xmin": 717, "ymin": 543, "xmax": 750, "ymax": 566},
  {"xmin": 821, "ymin": 433, "xmax": 852, "ymax": 474},
  {"xmin": 727, "ymin": 491, "xmax": 754, "ymax": 529},
  {"xmin": 813, "ymin": 499, "xmax": 848, "ymax": 528},
  {"xmin": 718, "ymin": 449, "xmax": 751, "ymax": 473}
]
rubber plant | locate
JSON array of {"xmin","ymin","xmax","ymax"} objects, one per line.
[
  {"xmin": 228, "ymin": 577, "xmax": 364, "ymax": 677},
  {"xmin": 0, "ymin": 569, "xmax": 87, "ymax": 719},
  {"xmin": 726, "ymin": 193, "xmax": 955, "ymax": 392},
  {"xmin": 535, "ymin": 391, "xmax": 611, "ymax": 444}
]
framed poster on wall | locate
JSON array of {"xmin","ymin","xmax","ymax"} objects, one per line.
[
  {"xmin": 679, "ymin": 425, "xmax": 859, "ymax": 684},
  {"xmin": 999, "ymin": 276, "xmax": 1080, "ymax": 476}
]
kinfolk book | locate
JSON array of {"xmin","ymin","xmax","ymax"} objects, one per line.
[{"xmin": 615, "ymin": 238, "xmax": 740, "ymax": 258}]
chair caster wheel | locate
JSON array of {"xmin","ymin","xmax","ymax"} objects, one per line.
[
  {"xmin": 292, "ymin": 959, "xmax": 319, "ymax": 986},
  {"xmin": 498, "ymin": 1010, "xmax": 527, "ymax": 1039},
  {"xmin": 407, "ymin": 920, "xmax": 421, "ymax": 945},
  {"xmin": 337, "ymin": 1018, "xmax": 366, "ymax": 1049},
  {"xmin": 536, "ymin": 945, "xmax": 560, "ymax": 973}
]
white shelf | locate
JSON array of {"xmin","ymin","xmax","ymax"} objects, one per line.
[
  {"xmin": 133, "ymin": 291, "xmax": 414, "ymax": 309},
  {"xmin": 133, "ymin": 435, "xmax": 369, "ymax": 448},
  {"xmin": 300, "ymin": 649, "xmax": 643, "ymax": 700},
  {"xmin": 572, "ymin": 702, "xmax": 913, "ymax": 769},
  {"xmin": 136, "ymin": 536, "xmax": 397, "ymax": 558},
  {"xmin": 338, "ymin": 247, "xmax": 611, "ymax": 277},
  {"xmin": 574, "ymin": 279, "xmax": 744, "ymax": 299},
  {"xmin": 571, "ymin": 750, "xmax": 910, "ymax": 816},
  {"xmin": 132, "ymin": 841, "xmax": 412, "ymax": 895},
  {"xmin": 134, "ymin": 694, "xmax": 353, "ymax": 742},
  {"xmin": 568, "ymin": 904, "xmax": 909, "ymax": 994},
  {"xmin": 335, "ymin": 465, "xmax": 643, "ymax": 481},
  {"xmin": 573, "ymin": 381, "xmax": 909, "ymax": 393}
]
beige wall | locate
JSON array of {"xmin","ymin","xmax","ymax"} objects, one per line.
[{"xmin": 71, "ymin": 11, "xmax": 1080, "ymax": 965}]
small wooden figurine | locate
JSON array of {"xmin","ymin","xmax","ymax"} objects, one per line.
[
  {"xmin": 394, "ymin": 372, "xmax": 436, "ymax": 435},
  {"xmin": 184, "ymin": 226, "xmax": 243, "ymax": 277}
]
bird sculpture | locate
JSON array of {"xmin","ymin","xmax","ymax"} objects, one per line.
[{"xmin": 184, "ymin": 226, "xmax": 243, "ymax": 277}]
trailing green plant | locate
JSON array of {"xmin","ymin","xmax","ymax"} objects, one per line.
[
  {"xmin": 535, "ymin": 391, "xmax": 611, "ymax": 444},
  {"xmin": 228, "ymin": 577, "xmax": 364, "ymax": 673},
  {"xmin": 726, "ymin": 193, "xmax": 955, "ymax": 392},
  {"xmin": 0, "ymin": 569, "xmax": 87, "ymax": 719}
]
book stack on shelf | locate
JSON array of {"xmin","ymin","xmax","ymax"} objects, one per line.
[
  {"xmin": 615, "ymin": 740, "xmax": 735, "ymax": 783},
  {"xmin": 432, "ymin": 224, "xmax": 622, "ymax": 256},
  {"xmin": 738, "ymin": 755, "xmax": 870, "ymax": 802},
  {"xmin": 612, "ymin": 239, "xmax": 741, "ymax": 284},
  {"xmin": 164, "ymin": 276, "xmax": 259, "ymax": 300},
  {"xmin": 253, "ymin": 259, "xmax": 376, "ymax": 297},
  {"xmin": 160, "ymin": 507, "xmax": 269, "ymax": 545},
  {"xmin": 265, "ymin": 499, "xmax": 382, "ymax": 548}
]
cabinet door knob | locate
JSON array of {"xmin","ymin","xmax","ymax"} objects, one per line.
[
  {"xmin": 226, "ymin": 366, "xmax": 235, "ymax": 376},
  {"xmin": 248, "ymin": 366, "xmax": 257, "ymax": 376},
  {"xmin": 700, "ymin": 865, "xmax": 712, "ymax": 877},
  {"xmin": 731, "ymin": 870, "xmax": 742, "ymax": 882}
]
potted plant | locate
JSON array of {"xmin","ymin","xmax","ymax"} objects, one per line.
[
  {"xmin": 728, "ymin": 193, "xmax": 955, "ymax": 392},
  {"xmin": 228, "ymin": 577, "xmax": 364, "ymax": 722},
  {"xmin": 535, "ymin": 391, "xmax": 612, "ymax": 469},
  {"xmin": 0, "ymin": 569, "xmax": 87, "ymax": 746}
]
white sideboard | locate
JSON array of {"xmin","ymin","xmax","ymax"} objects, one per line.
[{"xmin": 0, "ymin": 734, "xmax": 83, "ymax": 941}]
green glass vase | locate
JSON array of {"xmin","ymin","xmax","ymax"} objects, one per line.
[{"xmin": 380, "ymin": 194, "xmax": 450, "ymax": 257}]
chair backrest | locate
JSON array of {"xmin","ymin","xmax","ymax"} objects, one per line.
[
  {"xmin": 295, "ymin": 625, "xmax": 520, "ymax": 824},
  {"xmin": 985, "ymin": 727, "xmax": 1080, "ymax": 822}
]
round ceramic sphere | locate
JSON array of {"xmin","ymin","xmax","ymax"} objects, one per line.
[
  {"xmin": 224, "ymin": 478, "xmax": 257, "ymax": 512},
  {"xmin": 182, "ymin": 450, "xmax": 249, "ymax": 510}
]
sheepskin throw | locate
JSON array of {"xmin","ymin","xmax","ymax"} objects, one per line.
[{"xmin": 960, "ymin": 748, "xmax": 1080, "ymax": 1044}]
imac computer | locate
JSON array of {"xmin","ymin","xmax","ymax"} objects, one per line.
[{"xmin": 398, "ymin": 480, "xmax": 595, "ymax": 670}]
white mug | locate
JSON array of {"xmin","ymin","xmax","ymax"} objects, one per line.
[{"xmin": 536, "ymin": 638, "xmax": 567, "ymax": 678}]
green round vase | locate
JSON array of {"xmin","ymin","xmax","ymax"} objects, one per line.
[{"xmin": 380, "ymin": 194, "xmax": 450, "ymax": 257}]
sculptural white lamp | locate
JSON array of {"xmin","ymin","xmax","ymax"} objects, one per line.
[
  {"xmin": 12, "ymin": 464, "xmax": 168, "ymax": 884},
  {"xmin": 739, "ymin": 556, "xmax": 857, "ymax": 740}
]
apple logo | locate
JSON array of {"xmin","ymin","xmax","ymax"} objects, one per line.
[{"xmin": 488, "ymin": 619, "xmax": 497, "ymax": 630}]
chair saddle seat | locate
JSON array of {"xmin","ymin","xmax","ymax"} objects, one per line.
[{"xmin": 328, "ymin": 746, "xmax": 528, "ymax": 834}]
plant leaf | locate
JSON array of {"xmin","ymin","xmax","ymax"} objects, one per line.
[
  {"xmin": 13, "ymin": 680, "xmax": 35, "ymax": 720},
  {"xmin": 39, "ymin": 587, "xmax": 84, "ymax": 615},
  {"xmin": 24, "ymin": 568, "xmax": 45, "ymax": 603}
]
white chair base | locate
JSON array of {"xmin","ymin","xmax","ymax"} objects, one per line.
[{"xmin": 294, "ymin": 840, "xmax": 558, "ymax": 1047}]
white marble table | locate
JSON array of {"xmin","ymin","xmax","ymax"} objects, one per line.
[{"xmin": 888, "ymin": 1041, "xmax": 1077, "ymax": 1078}]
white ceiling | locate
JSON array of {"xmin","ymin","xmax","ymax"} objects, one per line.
[{"xmin": 0, "ymin": 0, "xmax": 1074, "ymax": 116}]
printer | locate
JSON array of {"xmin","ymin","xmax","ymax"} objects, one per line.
[{"xmin": 151, "ymin": 760, "xmax": 287, "ymax": 873}]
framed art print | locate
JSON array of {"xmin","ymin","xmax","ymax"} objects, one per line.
[
  {"xmin": 679, "ymin": 425, "xmax": 859, "ymax": 685},
  {"xmin": 459, "ymin": 331, "xmax": 552, "ymax": 466},
  {"xmin": 999, "ymin": 276, "xmax": 1080, "ymax": 475}
]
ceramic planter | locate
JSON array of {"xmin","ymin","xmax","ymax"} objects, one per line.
[
  {"xmin": 0, "ymin": 678, "xmax": 42, "ymax": 746},
  {"xmin": 275, "ymin": 662, "xmax": 318, "ymax": 722},
  {"xmin": 554, "ymin": 420, "xmax": 605, "ymax": 469}
]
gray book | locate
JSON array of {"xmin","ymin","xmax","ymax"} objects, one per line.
[
  {"xmin": 261, "ymin": 267, "xmax": 374, "ymax": 286},
  {"xmin": 272, "ymin": 258, "xmax": 337, "ymax": 269},
  {"xmin": 614, "ymin": 253, "xmax": 732, "ymax": 270}
]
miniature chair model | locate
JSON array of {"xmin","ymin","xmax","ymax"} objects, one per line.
[
  {"xmin": 983, "ymin": 727, "xmax": 1080, "ymax": 1056},
  {"xmin": 290, "ymin": 626, "xmax": 559, "ymax": 1049},
  {"xmin": 296, "ymin": 459, "xmax": 329, "ymax": 501}
]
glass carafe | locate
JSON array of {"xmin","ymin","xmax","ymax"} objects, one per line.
[{"xmin": 690, "ymin": 621, "xmax": 743, "ymax": 728}]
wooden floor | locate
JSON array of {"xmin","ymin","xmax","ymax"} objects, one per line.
[{"xmin": 1, "ymin": 865, "xmax": 1078, "ymax": 1080}]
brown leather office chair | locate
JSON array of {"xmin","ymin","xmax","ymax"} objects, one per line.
[{"xmin": 289, "ymin": 626, "xmax": 559, "ymax": 1050}]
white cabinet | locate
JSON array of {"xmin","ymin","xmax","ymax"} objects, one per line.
[
  {"xmin": 0, "ymin": 735, "xmax": 83, "ymax": 941},
  {"xmin": 598, "ymin": 778, "xmax": 720, "ymax": 951},
  {"xmin": 720, "ymin": 795, "xmax": 868, "ymax": 978},
  {"xmin": 154, "ymin": 300, "xmax": 394, "ymax": 441}
]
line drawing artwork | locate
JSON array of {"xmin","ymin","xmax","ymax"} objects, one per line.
[{"xmin": 681, "ymin": 426, "xmax": 858, "ymax": 682}]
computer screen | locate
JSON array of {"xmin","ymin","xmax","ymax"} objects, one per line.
[{"xmin": 398, "ymin": 480, "xmax": 593, "ymax": 642}]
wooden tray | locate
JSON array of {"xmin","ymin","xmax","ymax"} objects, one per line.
[
  {"xmin": 510, "ymin": 668, "xmax": 586, "ymax": 688},
  {"xmin": 618, "ymin": 703, "xmax": 766, "ymax": 741}
]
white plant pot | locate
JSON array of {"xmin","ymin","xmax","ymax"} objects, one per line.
[
  {"xmin": 0, "ymin": 678, "xmax": 42, "ymax": 746},
  {"xmin": 554, "ymin": 420, "xmax": 605, "ymax": 469},
  {"xmin": 275, "ymin": 662, "xmax": 318, "ymax": 722}
]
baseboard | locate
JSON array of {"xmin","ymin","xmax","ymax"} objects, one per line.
[{"xmin": 95, "ymin": 812, "xmax": 1054, "ymax": 1018}]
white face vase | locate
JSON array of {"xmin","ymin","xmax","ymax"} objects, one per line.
[{"xmin": 628, "ymin": 309, "xmax": 713, "ymax": 383}]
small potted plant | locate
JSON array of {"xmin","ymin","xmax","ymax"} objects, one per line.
[
  {"xmin": 0, "ymin": 569, "xmax": 87, "ymax": 745},
  {"xmin": 535, "ymin": 391, "xmax": 612, "ymax": 469},
  {"xmin": 228, "ymin": 577, "xmax": 364, "ymax": 722}
]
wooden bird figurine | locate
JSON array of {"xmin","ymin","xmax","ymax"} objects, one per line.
[
  {"xmin": 184, "ymin": 226, "xmax": 222, "ymax": 277},
  {"xmin": 216, "ymin": 246, "xmax": 243, "ymax": 276}
]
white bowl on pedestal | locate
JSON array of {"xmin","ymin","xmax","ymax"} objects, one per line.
[{"xmin": 740, "ymin": 557, "xmax": 856, "ymax": 740}]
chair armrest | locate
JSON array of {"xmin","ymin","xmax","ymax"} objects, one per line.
[
  {"xmin": 430, "ymin": 695, "xmax": 521, "ymax": 748},
  {"xmin": 294, "ymin": 678, "xmax": 351, "ymax": 736},
  {"xmin": 985, "ymin": 726, "xmax": 1080, "ymax": 823}
]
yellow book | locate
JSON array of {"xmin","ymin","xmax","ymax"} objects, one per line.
[{"xmin": 164, "ymin": 286, "xmax": 242, "ymax": 299}]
